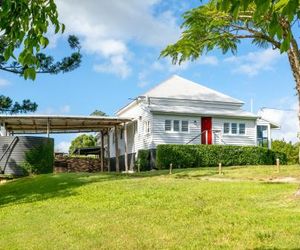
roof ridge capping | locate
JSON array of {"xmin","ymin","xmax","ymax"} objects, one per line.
[{"xmin": 140, "ymin": 74, "xmax": 244, "ymax": 104}]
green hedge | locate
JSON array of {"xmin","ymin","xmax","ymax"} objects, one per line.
[
  {"xmin": 156, "ymin": 144, "xmax": 287, "ymax": 169},
  {"xmin": 136, "ymin": 149, "xmax": 152, "ymax": 171},
  {"xmin": 22, "ymin": 141, "xmax": 54, "ymax": 175}
]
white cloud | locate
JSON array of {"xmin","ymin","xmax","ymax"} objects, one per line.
[
  {"xmin": 56, "ymin": 0, "xmax": 180, "ymax": 78},
  {"xmin": 39, "ymin": 105, "xmax": 71, "ymax": 115},
  {"xmin": 198, "ymin": 56, "xmax": 219, "ymax": 66},
  {"xmin": 137, "ymin": 59, "xmax": 189, "ymax": 88},
  {"xmin": 93, "ymin": 55, "xmax": 132, "ymax": 79},
  {"xmin": 0, "ymin": 78, "xmax": 10, "ymax": 87},
  {"xmin": 258, "ymin": 102, "xmax": 298, "ymax": 143},
  {"xmin": 55, "ymin": 141, "xmax": 71, "ymax": 153},
  {"xmin": 224, "ymin": 48, "xmax": 282, "ymax": 76},
  {"xmin": 60, "ymin": 105, "xmax": 71, "ymax": 114}
]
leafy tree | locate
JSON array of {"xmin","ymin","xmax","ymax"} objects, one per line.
[
  {"xmin": 0, "ymin": 0, "xmax": 82, "ymax": 114},
  {"xmin": 0, "ymin": 0, "xmax": 82, "ymax": 80},
  {"xmin": 161, "ymin": 0, "xmax": 300, "ymax": 132},
  {"xmin": 90, "ymin": 110, "xmax": 107, "ymax": 116},
  {"xmin": 69, "ymin": 134, "xmax": 97, "ymax": 155},
  {"xmin": 272, "ymin": 139, "xmax": 298, "ymax": 164},
  {"xmin": 0, "ymin": 95, "xmax": 37, "ymax": 114}
]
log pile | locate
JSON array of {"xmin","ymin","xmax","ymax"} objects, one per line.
[{"xmin": 54, "ymin": 156, "xmax": 105, "ymax": 173}]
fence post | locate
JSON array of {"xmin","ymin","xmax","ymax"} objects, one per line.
[
  {"xmin": 276, "ymin": 158, "xmax": 280, "ymax": 173},
  {"xmin": 219, "ymin": 162, "xmax": 222, "ymax": 175},
  {"xmin": 137, "ymin": 163, "xmax": 140, "ymax": 173},
  {"xmin": 169, "ymin": 163, "xmax": 173, "ymax": 175}
]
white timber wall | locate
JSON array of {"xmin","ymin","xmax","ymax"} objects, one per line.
[
  {"xmin": 109, "ymin": 101, "xmax": 153, "ymax": 157},
  {"xmin": 212, "ymin": 117, "xmax": 256, "ymax": 146},
  {"xmin": 152, "ymin": 114, "xmax": 201, "ymax": 146}
]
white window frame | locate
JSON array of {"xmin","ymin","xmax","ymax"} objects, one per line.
[
  {"xmin": 181, "ymin": 120, "xmax": 189, "ymax": 132},
  {"xmin": 164, "ymin": 119, "xmax": 190, "ymax": 133},
  {"xmin": 165, "ymin": 120, "xmax": 172, "ymax": 132},
  {"xmin": 239, "ymin": 123, "xmax": 246, "ymax": 135},
  {"xmin": 223, "ymin": 122, "xmax": 246, "ymax": 135}
]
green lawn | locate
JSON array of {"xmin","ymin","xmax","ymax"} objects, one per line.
[{"xmin": 1, "ymin": 165, "xmax": 300, "ymax": 249}]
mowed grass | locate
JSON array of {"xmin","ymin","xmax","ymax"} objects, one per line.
[{"xmin": 1, "ymin": 166, "xmax": 300, "ymax": 249}]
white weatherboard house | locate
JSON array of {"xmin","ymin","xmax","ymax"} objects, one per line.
[{"xmin": 106, "ymin": 75, "xmax": 278, "ymax": 170}]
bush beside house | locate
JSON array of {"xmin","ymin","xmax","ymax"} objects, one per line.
[
  {"xmin": 272, "ymin": 140, "xmax": 299, "ymax": 164},
  {"xmin": 155, "ymin": 144, "xmax": 287, "ymax": 170}
]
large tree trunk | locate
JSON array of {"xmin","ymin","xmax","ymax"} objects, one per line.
[{"xmin": 286, "ymin": 36, "xmax": 300, "ymax": 163}]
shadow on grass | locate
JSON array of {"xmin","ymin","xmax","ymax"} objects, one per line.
[{"xmin": 0, "ymin": 171, "xmax": 172, "ymax": 207}]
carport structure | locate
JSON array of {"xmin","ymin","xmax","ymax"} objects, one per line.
[{"xmin": 0, "ymin": 115, "xmax": 132, "ymax": 172}]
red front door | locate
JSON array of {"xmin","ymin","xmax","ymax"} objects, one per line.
[{"xmin": 201, "ymin": 117, "xmax": 212, "ymax": 144}]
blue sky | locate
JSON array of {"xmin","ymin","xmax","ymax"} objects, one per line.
[{"xmin": 0, "ymin": 0, "xmax": 298, "ymax": 151}]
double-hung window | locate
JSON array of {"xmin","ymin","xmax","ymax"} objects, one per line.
[
  {"xmin": 181, "ymin": 121, "xmax": 189, "ymax": 132},
  {"xmin": 164, "ymin": 119, "xmax": 189, "ymax": 132},
  {"xmin": 165, "ymin": 120, "xmax": 172, "ymax": 131},
  {"xmin": 239, "ymin": 123, "xmax": 245, "ymax": 134},
  {"xmin": 223, "ymin": 123, "xmax": 230, "ymax": 134},
  {"xmin": 173, "ymin": 120, "xmax": 180, "ymax": 132},
  {"xmin": 231, "ymin": 123, "xmax": 237, "ymax": 134}
]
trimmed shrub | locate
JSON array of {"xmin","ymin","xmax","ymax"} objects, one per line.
[
  {"xmin": 136, "ymin": 149, "xmax": 151, "ymax": 171},
  {"xmin": 22, "ymin": 141, "xmax": 54, "ymax": 175},
  {"xmin": 272, "ymin": 140, "xmax": 298, "ymax": 164},
  {"xmin": 156, "ymin": 144, "xmax": 287, "ymax": 169}
]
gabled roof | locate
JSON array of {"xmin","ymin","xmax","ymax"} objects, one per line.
[{"xmin": 141, "ymin": 75, "xmax": 244, "ymax": 104}]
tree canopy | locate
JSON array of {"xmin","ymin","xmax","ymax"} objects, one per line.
[
  {"xmin": 69, "ymin": 134, "xmax": 97, "ymax": 155},
  {"xmin": 161, "ymin": 0, "xmax": 300, "ymax": 132},
  {"xmin": 0, "ymin": 0, "xmax": 82, "ymax": 80},
  {"xmin": 90, "ymin": 110, "xmax": 107, "ymax": 116},
  {"xmin": 0, "ymin": 95, "xmax": 37, "ymax": 114}
]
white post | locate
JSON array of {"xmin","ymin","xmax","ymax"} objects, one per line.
[
  {"xmin": 124, "ymin": 123, "xmax": 128, "ymax": 172},
  {"xmin": 205, "ymin": 130, "xmax": 208, "ymax": 145},
  {"xmin": 47, "ymin": 119, "xmax": 50, "ymax": 138},
  {"xmin": 267, "ymin": 124, "xmax": 271, "ymax": 149}
]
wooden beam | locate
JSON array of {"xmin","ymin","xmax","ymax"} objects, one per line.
[
  {"xmin": 114, "ymin": 125, "xmax": 119, "ymax": 172},
  {"xmin": 124, "ymin": 123, "xmax": 128, "ymax": 172},
  {"xmin": 107, "ymin": 129, "xmax": 110, "ymax": 172},
  {"xmin": 100, "ymin": 130, "xmax": 104, "ymax": 172}
]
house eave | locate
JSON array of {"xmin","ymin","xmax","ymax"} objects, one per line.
[{"xmin": 151, "ymin": 110, "xmax": 258, "ymax": 120}]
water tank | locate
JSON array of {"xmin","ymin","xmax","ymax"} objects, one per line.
[{"xmin": 0, "ymin": 136, "xmax": 54, "ymax": 176}]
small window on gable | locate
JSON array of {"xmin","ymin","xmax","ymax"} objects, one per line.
[
  {"xmin": 173, "ymin": 120, "xmax": 180, "ymax": 132},
  {"xmin": 224, "ymin": 123, "xmax": 230, "ymax": 134},
  {"xmin": 181, "ymin": 120, "xmax": 189, "ymax": 132},
  {"xmin": 239, "ymin": 123, "xmax": 246, "ymax": 134},
  {"xmin": 165, "ymin": 120, "xmax": 171, "ymax": 131},
  {"xmin": 231, "ymin": 123, "xmax": 237, "ymax": 134}
]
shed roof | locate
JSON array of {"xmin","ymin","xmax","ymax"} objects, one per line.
[{"xmin": 0, "ymin": 115, "xmax": 131, "ymax": 134}]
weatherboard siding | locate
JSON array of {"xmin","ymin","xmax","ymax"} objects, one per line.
[
  {"xmin": 149, "ymin": 98, "xmax": 243, "ymax": 111},
  {"xmin": 152, "ymin": 114, "xmax": 202, "ymax": 146},
  {"xmin": 110, "ymin": 102, "xmax": 153, "ymax": 157},
  {"xmin": 212, "ymin": 118, "xmax": 256, "ymax": 146}
]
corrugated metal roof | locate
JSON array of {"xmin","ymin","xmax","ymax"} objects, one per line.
[
  {"xmin": 0, "ymin": 115, "xmax": 132, "ymax": 134},
  {"xmin": 149, "ymin": 105, "xmax": 257, "ymax": 119},
  {"xmin": 141, "ymin": 75, "xmax": 244, "ymax": 104}
]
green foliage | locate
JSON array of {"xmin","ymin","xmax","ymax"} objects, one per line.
[
  {"xmin": 90, "ymin": 110, "xmax": 107, "ymax": 116},
  {"xmin": 0, "ymin": 1, "xmax": 82, "ymax": 79},
  {"xmin": 272, "ymin": 139, "xmax": 298, "ymax": 164},
  {"xmin": 161, "ymin": 0, "xmax": 297, "ymax": 64},
  {"xmin": 69, "ymin": 134, "xmax": 97, "ymax": 155},
  {"xmin": 22, "ymin": 141, "xmax": 54, "ymax": 175},
  {"xmin": 136, "ymin": 150, "xmax": 151, "ymax": 171},
  {"xmin": 156, "ymin": 144, "xmax": 287, "ymax": 169},
  {"xmin": 0, "ymin": 95, "xmax": 37, "ymax": 114}
]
